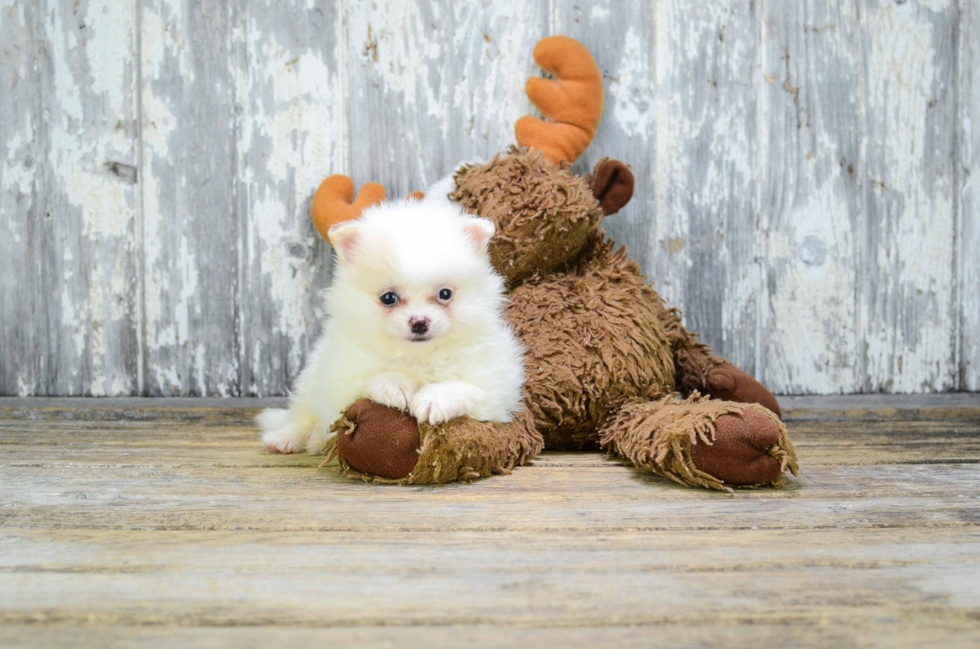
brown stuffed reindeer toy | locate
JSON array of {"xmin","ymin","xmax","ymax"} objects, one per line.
[{"xmin": 306, "ymin": 36, "xmax": 798, "ymax": 491}]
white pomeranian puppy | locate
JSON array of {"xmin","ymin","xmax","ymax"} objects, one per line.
[{"xmin": 257, "ymin": 199, "xmax": 525, "ymax": 454}]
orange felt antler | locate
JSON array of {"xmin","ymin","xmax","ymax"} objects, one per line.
[
  {"xmin": 310, "ymin": 175, "xmax": 386, "ymax": 243},
  {"xmin": 515, "ymin": 36, "xmax": 604, "ymax": 165}
]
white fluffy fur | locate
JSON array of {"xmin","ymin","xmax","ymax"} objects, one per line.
[{"xmin": 258, "ymin": 199, "xmax": 524, "ymax": 454}]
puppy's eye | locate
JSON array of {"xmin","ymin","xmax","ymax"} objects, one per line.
[
  {"xmin": 437, "ymin": 288, "xmax": 454, "ymax": 304},
  {"xmin": 379, "ymin": 292, "xmax": 399, "ymax": 306}
]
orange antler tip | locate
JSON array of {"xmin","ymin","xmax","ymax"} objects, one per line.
[
  {"xmin": 311, "ymin": 175, "xmax": 386, "ymax": 244},
  {"xmin": 515, "ymin": 36, "xmax": 604, "ymax": 165}
]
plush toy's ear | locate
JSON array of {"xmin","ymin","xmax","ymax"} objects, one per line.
[
  {"xmin": 311, "ymin": 175, "xmax": 386, "ymax": 243},
  {"xmin": 327, "ymin": 221, "xmax": 361, "ymax": 264},
  {"xmin": 588, "ymin": 158, "xmax": 634, "ymax": 216},
  {"xmin": 461, "ymin": 216, "xmax": 496, "ymax": 253}
]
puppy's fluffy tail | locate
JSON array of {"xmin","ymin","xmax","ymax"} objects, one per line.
[
  {"xmin": 257, "ymin": 406, "xmax": 327, "ymax": 455},
  {"xmin": 256, "ymin": 408, "xmax": 291, "ymax": 433}
]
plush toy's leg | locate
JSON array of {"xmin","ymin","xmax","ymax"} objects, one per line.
[
  {"xmin": 663, "ymin": 314, "xmax": 782, "ymax": 418},
  {"xmin": 317, "ymin": 400, "xmax": 543, "ymax": 484},
  {"xmin": 700, "ymin": 362, "xmax": 783, "ymax": 419},
  {"xmin": 598, "ymin": 394, "xmax": 798, "ymax": 491}
]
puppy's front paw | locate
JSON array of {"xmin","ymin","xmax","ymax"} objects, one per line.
[
  {"xmin": 369, "ymin": 374, "xmax": 416, "ymax": 412},
  {"xmin": 410, "ymin": 386, "xmax": 466, "ymax": 425},
  {"xmin": 304, "ymin": 423, "xmax": 333, "ymax": 455}
]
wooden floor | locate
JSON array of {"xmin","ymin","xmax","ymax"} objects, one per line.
[{"xmin": 1, "ymin": 396, "xmax": 979, "ymax": 648}]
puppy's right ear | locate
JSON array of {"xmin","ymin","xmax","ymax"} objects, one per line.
[
  {"xmin": 328, "ymin": 221, "xmax": 361, "ymax": 264},
  {"xmin": 461, "ymin": 216, "xmax": 496, "ymax": 254}
]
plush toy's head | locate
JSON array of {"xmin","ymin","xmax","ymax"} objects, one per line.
[
  {"xmin": 309, "ymin": 36, "xmax": 633, "ymax": 286},
  {"xmin": 449, "ymin": 150, "xmax": 630, "ymax": 285},
  {"xmin": 448, "ymin": 36, "xmax": 634, "ymax": 285}
]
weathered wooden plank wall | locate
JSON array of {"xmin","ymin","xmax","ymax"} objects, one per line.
[
  {"xmin": 0, "ymin": 0, "xmax": 975, "ymax": 396},
  {"xmin": 0, "ymin": 0, "xmax": 37, "ymax": 396},
  {"xmin": 961, "ymin": 0, "xmax": 980, "ymax": 391}
]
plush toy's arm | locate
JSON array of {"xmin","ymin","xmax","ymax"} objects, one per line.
[
  {"xmin": 322, "ymin": 400, "xmax": 543, "ymax": 484},
  {"xmin": 660, "ymin": 306, "xmax": 783, "ymax": 418},
  {"xmin": 660, "ymin": 306, "xmax": 725, "ymax": 391}
]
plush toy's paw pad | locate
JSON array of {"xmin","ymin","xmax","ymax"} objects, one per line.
[
  {"xmin": 369, "ymin": 375, "xmax": 415, "ymax": 412},
  {"xmin": 690, "ymin": 408, "xmax": 783, "ymax": 485},
  {"xmin": 262, "ymin": 427, "xmax": 306, "ymax": 454},
  {"xmin": 337, "ymin": 400, "xmax": 422, "ymax": 479},
  {"xmin": 410, "ymin": 388, "xmax": 465, "ymax": 425},
  {"xmin": 706, "ymin": 364, "xmax": 782, "ymax": 419}
]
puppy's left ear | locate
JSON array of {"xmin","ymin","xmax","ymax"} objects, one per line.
[
  {"xmin": 461, "ymin": 217, "xmax": 495, "ymax": 254},
  {"xmin": 328, "ymin": 221, "xmax": 361, "ymax": 264}
]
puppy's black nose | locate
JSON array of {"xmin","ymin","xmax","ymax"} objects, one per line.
[{"xmin": 409, "ymin": 316, "xmax": 429, "ymax": 335}]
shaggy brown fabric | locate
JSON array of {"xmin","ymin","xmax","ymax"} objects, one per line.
[
  {"xmin": 330, "ymin": 404, "xmax": 543, "ymax": 485},
  {"xmin": 705, "ymin": 363, "xmax": 783, "ymax": 419},
  {"xmin": 451, "ymin": 147, "xmax": 604, "ymax": 286},
  {"xmin": 667, "ymin": 312, "xmax": 729, "ymax": 398},
  {"xmin": 506, "ymin": 237, "xmax": 675, "ymax": 449},
  {"xmin": 599, "ymin": 394, "xmax": 797, "ymax": 491},
  {"xmin": 585, "ymin": 158, "xmax": 634, "ymax": 216}
]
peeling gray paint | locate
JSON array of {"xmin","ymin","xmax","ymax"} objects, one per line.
[
  {"xmin": 237, "ymin": 0, "xmax": 344, "ymax": 397},
  {"xmin": 140, "ymin": 0, "xmax": 240, "ymax": 396},
  {"xmin": 12, "ymin": 0, "xmax": 142, "ymax": 397},
  {"xmin": 960, "ymin": 0, "xmax": 980, "ymax": 391},
  {"xmin": 0, "ymin": 0, "xmax": 975, "ymax": 395},
  {"xmin": 759, "ymin": 0, "xmax": 865, "ymax": 394},
  {"xmin": 1, "ymin": 0, "xmax": 39, "ymax": 396}
]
